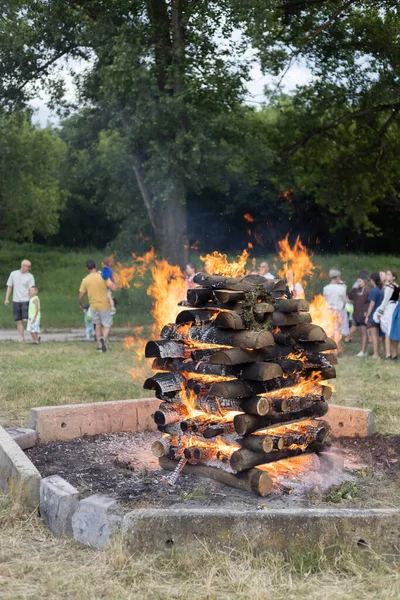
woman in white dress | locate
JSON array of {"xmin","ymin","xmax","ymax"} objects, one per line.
[{"xmin": 375, "ymin": 269, "xmax": 399, "ymax": 360}]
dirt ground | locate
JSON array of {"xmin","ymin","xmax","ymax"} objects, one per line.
[{"xmin": 26, "ymin": 431, "xmax": 400, "ymax": 511}]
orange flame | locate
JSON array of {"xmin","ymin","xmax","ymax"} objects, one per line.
[
  {"xmin": 276, "ymin": 235, "xmax": 342, "ymax": 347},
  {"xmin": 244, "ymin": 213, "xmax": 255, "ymax": 223},
  {"xmin": 200, "ymin": 250, "xmax": 249, "ymax": 277}
]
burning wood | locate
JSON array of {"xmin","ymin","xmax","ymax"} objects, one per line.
[{"xmin": 144, "ymin": 270, "xmax": 338, "ymax": 496}]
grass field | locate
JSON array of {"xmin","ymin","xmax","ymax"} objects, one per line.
[
  {"xmin": 2, "ymin": 241, "xmax": 400, "ymax": 328},
  {"xmin": 1, "ymin": 339, "xmax": 400, "ymax": 597}
]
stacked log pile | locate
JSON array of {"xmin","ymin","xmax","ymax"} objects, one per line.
[{"xmin": 145, "ymin": 272, "xmax": 337, "ymax": 497}]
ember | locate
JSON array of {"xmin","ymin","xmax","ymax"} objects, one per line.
[{"xmin": 145, "ymin": 269, "xmax": 338, "ymax": 497}]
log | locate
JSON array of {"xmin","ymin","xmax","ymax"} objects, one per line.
[
  {"xmin": 273, "ymin": 359, "xmax": 303, "ymax": 374},
  {"xmin": 161, "ymin": 323, "xmax": 274, "ymax": 349},
  {"xmin": 239, "ymin": 362, "xmax": 284, "ymax": 381},
  {"xmin": 203, "ymin": 421, "xmax": 236, "ymax": 438},
  {"xmin": 186, "ymin": 287, "xmax": 213, "ymax": 306},
  {"xmin": 239, "ymin": 434, "xmax": 284, "ymax": 454},
  {"xmin": 151, "ymin": 437, "xmax": 178, "ymax": 458},
  {"xmin": 283, "ymin": 394, "xmax": 323, "ymax": 412},
  {"xmin": 191, "ymin": 348, "xmax": 224, "ymax": 361},
  {"xmin": 154, "ymin": 402, "xmax": 188, "ymax": 426},
  {"xmin": 213, "ymin": 311, "xmax": 247, "ymax": 330},
  {"xmin": 157, "ymin": 423, "xmax": 181, "ymax": 435},
  {"xmin": 272, "ymin": 312, "xmax": 312, "ymax": 327},
  {"xmin": 159, "ymin": 456, "xmax": 273, "ymax": 496},
  {"xmin": 213, "ymin": 289, "xmax": 246, "ymax": 303},
  {"xmin": 210, "ymin": 339, "xmax": 337, "ymax": 365},
  {"xmin": 322, "ymin": 353, "xmax": 338, "ymax": 366},
  {"xmin": 273, "ymin": 324, "xmax": 327, "ymax": 343},
  {"xmin": 176, "ymin": 308, "xmax": 220, "ymax": 325},
  {"xmin": 282, "ymin": 433, "xmax": 307, "ymax": 447},
  {"xmin": 145, "ymin": 340, "xmax": 188, "ymax": 359},
  {"xmin": 234, "ymin": 400, "xmax": 329, "ymax": 435},
  {"xmin": 230, "ymin": 441, "xmax": 330, "ymax": 472},
  {"xmin": 194, "ymin": 395, "xmax": 269, "ymax": 416},
  {"xmin": 209, "ymin": 373, "xmax": 296, "ymax": 399},
  {"xmin": 152, "ymin": 357, "xmax": 239, "ymax": 378},
  {"xmin": 274, "ymin": 299, "xmax": 309, "ymax": 312},
  {"xmin": 143, "ymin": 372, "xmax": 186, "ymax": 397},
  {"xmin": 193, "ymin": 272, "xmax": 287, "ymax": 292},
  {"xmin": 180, "ymin": 418, "xmax": 213, "ymax": 434}
]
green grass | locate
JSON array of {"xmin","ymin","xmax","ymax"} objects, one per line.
[
  {"xmin": 334, "ymin": 343, "xmax": 400, "ymax": 434},
  {"xmin": 0, "ymin": 341, "xmax": 150, "ymax": 426},
  {"xmin": 2, "ymin": 242, "xmax": 400, "ymax": 328}
]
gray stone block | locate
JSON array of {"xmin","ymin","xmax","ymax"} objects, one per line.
[
  {"xmin": 40, "ymin": 475, "xmax": 80, "ymax": 536},
  {"xmin": 5, "ymin": 427, "xmax": 37, "ymax": 450},
  {"xmin": 72, "ymin": 494, "xmax": 123, "ymax": 549},
  {"xmin": 0, "ymin": 425, "xmax": 41, "ymax": 509}
]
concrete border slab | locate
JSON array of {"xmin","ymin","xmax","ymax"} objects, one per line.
[
  {"xmin": 323, "ymin": 404, "xmax": 376, "ymax": 437},
  {"xmin": 0, "ymin": 425, "xmax": 41, "ymax": 509},
  {"xmin": 28, "ymin": 397, "xmax": 160, "ymax": 443},
  {"xmin": 123, "ymin": 507, "xmax": 400, "ymax": 556}
]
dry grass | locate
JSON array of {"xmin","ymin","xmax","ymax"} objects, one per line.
[
  {"xmin": 0, "ymin": 495, "xmax": 399, "ymax": 600},
  {"xmin": 1, "ymin": 338, "xmax": 400, "ymax": 598}
]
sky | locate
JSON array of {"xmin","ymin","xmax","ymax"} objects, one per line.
[{"xmin": 30, "ymin": 60, "xmax": 312, "ymax": 127}]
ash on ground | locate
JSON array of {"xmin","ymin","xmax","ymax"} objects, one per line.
[{"xmin": 26, "ymin": 431, "xmax": 400, "ymax": 511}]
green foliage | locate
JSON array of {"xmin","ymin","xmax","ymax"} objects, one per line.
[
  {"xmin": 0, "ymin": 112, "xmax": 65, "ymax": 241},
  {"xmin": 326, "ymin": 481, "xmax": 359, "ymax": 504}
]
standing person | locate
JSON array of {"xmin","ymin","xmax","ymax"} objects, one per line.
[
  {"xmin": 83, "ymin": 305, "xmax": 95, "ymax": 342},
  {"xmin": 323, "ymin": 268, "xmax": 349, "ymax": 350},
  {"xmin": 347, "ymin": 274, "xmax": 370, "ymax": 357},
  {"xmin": 259, "ymin": 261, "xmax": 275, "ymax": 280},
  {"xmin": 78, "ymin": 260, "xmax": 116, "ymax": 353},
  {"xmin": 286, "ymin": 269, "xmax": 305, "ymax": 299},
  {"xmin": 4, "ymin": 259, "xmax": 35, "ymax": 342},
  {"xmin": 27, "ymin": 285, "xmax": 41, "ymax": 345},
  {"xmin": 365, "ymin": 273, "xmax": 384, "ymax": 359},
  {"xmin": 185, "ymin": 263, "xmax": 197, "ymax": 289},
  {"xmin": 101, "ymin": 257, "xmax": 116, "ymax": 315},
  {"xmin": 375, "ymin": 269, "xmax": 399, "ymax": 360}
]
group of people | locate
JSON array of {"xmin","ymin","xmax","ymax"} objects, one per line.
[
  {"xmin": 4, "ymin": 257, "xmax": 116, "ymax": 352},
  {"xmin": 323, "ymin": 268, "xmax": 400, "ymax": 359}
]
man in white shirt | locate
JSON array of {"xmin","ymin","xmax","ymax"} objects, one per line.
[
  {"xmin": 259, "ymin": 261, "xmax": 275, "ymax": 280},
  {"xmin": 5, "ymin": 259, "xmax": 35, "ymax": 342}
]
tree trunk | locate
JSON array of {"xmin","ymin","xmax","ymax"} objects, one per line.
[{"xmin": 156, "ymin": 176, "xmax": 189, "ymax": 268}]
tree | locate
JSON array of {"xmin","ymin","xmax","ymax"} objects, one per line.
[
  {"xmin": 0, "ymin": 1, "xmax": 253, "ymax": 266},
  {"xmin": 0, "ymin": 111, "xmax": 65, "ymax": 241}
]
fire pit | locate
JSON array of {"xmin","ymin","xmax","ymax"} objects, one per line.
[{"xmin": 144, "ymin": 271, "xmax": 339, "ymax": 496}]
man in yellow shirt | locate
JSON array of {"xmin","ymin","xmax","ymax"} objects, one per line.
[{"xmin": 79, "ymin": 260, "xmax": 116, "ymax": 352}]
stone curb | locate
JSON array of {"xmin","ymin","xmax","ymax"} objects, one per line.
[
  {"xmin": 0, "ymin": 425, "xmax": 41, "ymax": 509},
  {"xmin": 123, "ymin": 507, "xmax": 400, "ymax": 556},
  {"xmin": 324, "ymin": 404, "xmax": 376, "ymax": 437},
  {"xmin": 40, "ymin": 475, "xmax": 80, "ymax": 536},
  {"xmin": 28, "ymin": 397, "xmax": 161, "ymax": 443},
  {"xmin": 5, "ymin": 427, "xmax": 37, "ymax": 450}
]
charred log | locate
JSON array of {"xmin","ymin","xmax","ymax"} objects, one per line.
[
  {"xmin": 143, "ymin": 372, "xmax": 186, "ymax": 397},
  {"xmin": 159, "ymin": 456, "xmax": 273, "ymax": 496},
  {"xmin": 145, "ymin": 340, "xmax": 188, "ymax": 359},
  {"xmin": 154, "ymin": 402, "xmax": 188, "ymax": 426},
  {"xmin": 194, "ymin": 395, "xmax": 269, "ymax": 416},
  {"xmin": 186, "ymin": 287, "xmax": 213, "ymax": 306},
  {"xmin": 193, "ymin": 272, "xmax": 287, "ymax": 292},
  {"xmin": 176, "ymin": 308, "xmax": 220, "ymax": 325},
  {"xmin": 234, "ymin": 400, "xmax": 329, "ymax": 435},
  {"xmin": 230, "ymin": 440, "xmax": 331, "ymax": 472},
  {"xmin": 273, "ymin": 324, "xmax": 327, "ymax": 344},
  {"xmin": 161, "ymin": 323, "xmax": 274, "ymax": 349},
  {"xmin": 209, "ymin": 373, "xmax": 297, "ymax": 399},
  {"xmin": 239, "ymin": 433, "xmax": 284, "ymax": 454}
]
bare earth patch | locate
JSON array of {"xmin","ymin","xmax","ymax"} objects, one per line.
[{"xmin": 25, "ymin": 431, "xmax": 400, "ymax": 511}]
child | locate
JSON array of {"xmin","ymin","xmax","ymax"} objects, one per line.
[
  {"xmin": 83, "ymin": 304, "xmax": 95, "ymax": 342},
  {"xmin": 101, "ymin": 257, "xmax": 116, "ymax": 315},
  {"xmin": 27, "ymin": 285, "xmax": 41, "ymax": 345}
]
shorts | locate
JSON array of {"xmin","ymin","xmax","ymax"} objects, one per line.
[
  {"xmin": 354, "ymin": 320, "xmax": 366, "ymax": 327},
  {"xmin": 13, "ymin": 301, "xmax": 29, "ymax": 321},
  {"xmin": 27, "ymin": 318, "xmax": 41, "ymax": 333},
  {"xmin": 91, "ymin": 309, "xmax": 113, "ymax": 327}
]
